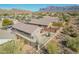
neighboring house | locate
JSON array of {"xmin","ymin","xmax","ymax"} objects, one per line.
[
  {"xmin": 12, "ymin": 22, "xmax": 42, "ymax": 44},
  {"xmin": 28, "ymin": 16, "xmax": 60, "ymax": 27},
  {"xmin": 0, "ymin": 29, "xmax": 16, "ymax": 44}
]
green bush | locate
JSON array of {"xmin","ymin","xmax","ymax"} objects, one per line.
[
  {"xmin": 62, "ymin": 14, "xmax": 70, "ymax": 22},
  {"xmin": 47, "ymin": 41, "xmax": 60, "ymax": 54},
  {"xmin": 66, "ymin": 36, "xmax": 79, "ymax": 52},
  {"xmin": 2, "ymin": 19, "xmax": 13, "ymax": 26},
  {"xmin": 52, "ymin": 22, "xmax": 63, "ymax": 27}
]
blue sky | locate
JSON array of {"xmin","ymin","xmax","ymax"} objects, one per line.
[{"xmin": 0, "ymin": 4, "xmax": 78, "ymax": 11}]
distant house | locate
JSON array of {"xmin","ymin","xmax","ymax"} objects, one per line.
[
  {"xmin": 28, "ymin": 16, "xmax": 60, "ymax": 27},
  {"xmin": 12, "ymin": 22, "xmax": 42, "ymax": 43},
  {"xmin": 0, "ymin": 29, "xmax": 15, "ymax": 44}
]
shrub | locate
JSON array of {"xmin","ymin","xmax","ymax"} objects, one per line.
[
  {"xmin": 47, "ymin": 41, "xmax": 60, "ymax": 54},
  {"xmin": 62, "ymin": 14, "xmax": 70, "ymax": 22},
  {"xmin": 2, "ymin": 19, "xmax": 13, "ymax": 26},
  {"xmin": 52, "ymin": 22, "xmax": 64, "ymax": 27},
  {"xmin": 66, "ymin": 36, "xmax": 79, "ymax": 52}
]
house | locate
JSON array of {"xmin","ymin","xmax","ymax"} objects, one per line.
[
  {"xmin": 12, "ymin": 16, "xmax": 61, "ymax": 48},
  {"xmin": 0, "ymin": 29, "xmax": 16, "ymax": 44},
  {"xmin": 12, "ymin": 21, "xmax": 58, "ymax": 48},
  {"xmin": 28, "ymin": 16, "xmax": 60, "ymax": 27},
  {"xmin": 12, "ymin": 22, "xmax": 42, "ymax": 44}
]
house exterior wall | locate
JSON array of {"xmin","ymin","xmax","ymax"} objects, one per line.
[
  {"xmin": 12, "ymin": 28, "xmax": 36, "ymax": 42},
  {"xmin": 12, "ymin": 25, "xmax": 42, "ymax": 48},
  {"xmin": 0, "ymin": 39, "xmax": 14, "ymax": 44},
  {"xmin": 31, "ymin": 27, "xmax": 42, "ymax": 44}
]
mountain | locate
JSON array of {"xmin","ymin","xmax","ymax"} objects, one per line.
[{"xmin": 39, "ymin": 6, "xmax": 79, "ymax": 12}]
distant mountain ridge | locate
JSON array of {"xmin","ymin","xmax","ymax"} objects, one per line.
[{"xmin": 39, "ymin": 6, "xmax": 79, "ymax": 12}]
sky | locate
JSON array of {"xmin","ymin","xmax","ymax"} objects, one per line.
[{"xmin": 0, "ymin": 4, "xmax": 78, "ymax": 11}]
